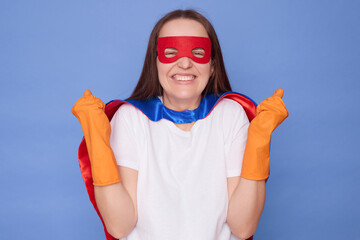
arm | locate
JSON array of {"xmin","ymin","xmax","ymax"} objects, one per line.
[
  {"xmin": 95, "ymin": 166, "xmax": 138, "ymax": 239},
  {"xmin": 226, "ymin": 89, "xmax": 288, "ymax": 239},
  {"xmin": 72, "ymin": 90, "xmax": 138, "ymax": 238},
  {"xmin": 227, "ymin": 177, "xmax": 265, "ymax": 239}
]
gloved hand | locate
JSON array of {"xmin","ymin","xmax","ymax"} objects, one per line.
[
  {"xmin": 240, "ymin": 89, "xmax": 289, "ymax": 180},
  {"xmin": 71, "ymin": 90, "xmax": 121, "ymax": 186}
]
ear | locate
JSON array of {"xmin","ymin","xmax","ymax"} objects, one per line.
[{"xmin": 210, "ymin": 60, "xmax": 215, "ymax": 76}]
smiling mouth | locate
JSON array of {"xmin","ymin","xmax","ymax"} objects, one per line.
[{"xmin": 171, "ymin": 74, "xmax": 197, "ymax": 81}]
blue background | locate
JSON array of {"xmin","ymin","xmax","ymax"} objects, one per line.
[{"xmin": 1, "ymin": 0, "xmax": 359, "ymax": 239}]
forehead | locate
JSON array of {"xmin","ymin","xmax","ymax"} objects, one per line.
[{"xmin": 158, "ymin": 19, "xmax": 209, "ymax": 38}]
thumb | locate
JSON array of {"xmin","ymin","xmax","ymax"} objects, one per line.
[
  {"xmin": 273, "ymin": 88, "xmax": 284, "ymax": 98},
  {"xmin": 84, "ymin": 89, "xmax": 93, "ymax": 97}
]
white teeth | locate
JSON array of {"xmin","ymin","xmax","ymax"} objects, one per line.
[{"xmin": 173, "ymin": 75, "xmax": 195, "ymax": 81}]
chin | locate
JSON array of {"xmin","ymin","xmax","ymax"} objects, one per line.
[{"xmin": 172, "ymin": 91, "xmax": 201, "ymax": 101}]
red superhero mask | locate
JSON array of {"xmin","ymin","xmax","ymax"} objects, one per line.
[{"xmin": 157, "ymin": 36, "xmax": 211, "ymax": 64}]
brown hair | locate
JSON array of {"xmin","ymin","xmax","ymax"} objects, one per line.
[{"xmin": 127, "ymin": 9, "xmax": 232, "ymax": 100}]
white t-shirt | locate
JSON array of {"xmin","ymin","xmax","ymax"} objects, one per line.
[{"xmin": 110, "ymin": 98, "xmax": 249, "ymax": 240}]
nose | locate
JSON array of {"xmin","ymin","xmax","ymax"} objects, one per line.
[{"xmin": 177, "ymin": 57, "xmax": 193, "ymax": 69}]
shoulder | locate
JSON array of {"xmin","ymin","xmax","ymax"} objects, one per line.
[
  {"xmin": 110, "ymin": 102, "xmax": 149, "ymax": 141},
  {"xmin": 217, "ymin": 98, "xmax": 245, "ymax": 109},
  {"xmin": 116, "ymin": 102, "xmax": 141, "ymax": 115},
  {"xmin": 211, "ymin": 98, "xmax": 249, "ymax": 137},
  {"xmin": 111, "ymin": 102, "xmax": 149, "ymax": 131},
  {"xmin": 113, "ymin": 102, "xmax": 146, "ymax": 120},
  {"xmin": 214, "ymin": 98, "xmax": 247, "ymax": 119}
]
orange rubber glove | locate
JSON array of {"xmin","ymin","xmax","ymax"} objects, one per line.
[
  {"xmin": 71, "ymin": 90, "xmax": 121, "ymax": 186},
  {"xmin": 240, "ymin": 89, "xmax": 289, "ymax": 180}
]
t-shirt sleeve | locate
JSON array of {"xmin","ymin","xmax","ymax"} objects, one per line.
[
  {"xmin": 222, "ymin": 100, "xmax": 250, "ymax": 178},
  {"xmin": 110, "ymin": 104, "xmax": 141, "ymax": 170}
]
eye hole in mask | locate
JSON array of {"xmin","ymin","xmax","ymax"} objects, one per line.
[{"xmin": 164, "ymin": 47, "xmax": 178, "ymax": 58}]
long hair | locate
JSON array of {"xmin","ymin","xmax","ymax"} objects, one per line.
[{"xmin": 127, "ymin": 9, "xmax": 232, "ymax": 100}]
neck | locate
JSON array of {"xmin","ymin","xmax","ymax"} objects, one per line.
[{"xmin": 162, "ymin": 95, "xmax": 202, "ymax": 111}]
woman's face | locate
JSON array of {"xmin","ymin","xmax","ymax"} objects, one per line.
[{"xmin": 157, "ymin": 19, "xmax": 213, "ymax": 110}]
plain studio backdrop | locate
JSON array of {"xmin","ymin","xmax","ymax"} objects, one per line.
[{"xmin": 1, "ymin": 0, "xmax": 359, "ymax": 239}]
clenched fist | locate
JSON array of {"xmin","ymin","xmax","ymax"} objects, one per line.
[
  {"xmin": 253, "ymin": 88, "xmax": 289, "ymax": 136},
  {"xmin": 71, "ymin": 89, "xmax": 106, "ymax": 123}
]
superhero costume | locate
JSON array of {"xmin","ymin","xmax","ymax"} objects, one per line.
[
  {"xmin": 74, "ymin": 34, "xmax": 275, "ymax": 240},
  {"xmin": 77, "ymin": 92, "xmax": 257, "ymax": 240}
]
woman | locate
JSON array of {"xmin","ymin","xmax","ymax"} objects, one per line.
[{"xmin": 72, "ymin": 9, "xmax": 288, "ymax": 240}]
